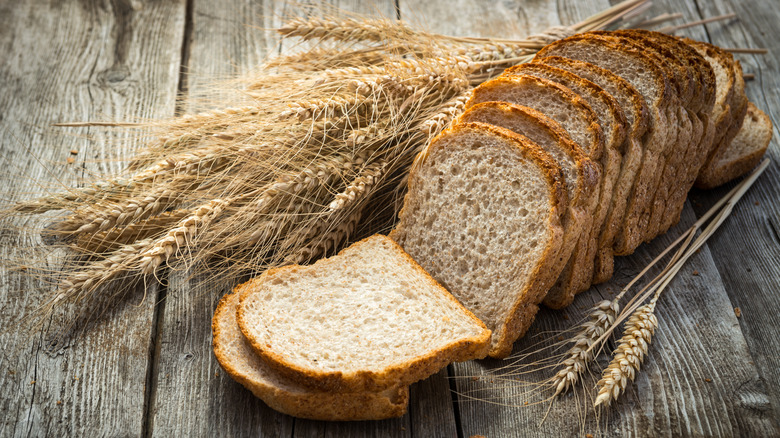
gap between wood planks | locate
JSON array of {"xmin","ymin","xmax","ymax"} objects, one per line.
[{"xmin": 141, "ymin": 0, "xmax": 195, "ymax": 436}]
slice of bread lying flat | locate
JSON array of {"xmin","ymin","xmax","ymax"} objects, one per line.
[
  {"xmin": 238, "ymin": 234, "xmax": 491, "ymax": 392},
  {"xmin": 391, "ymin": 122, "xmax": 567, "ymax": 358},
  {"xmin": 213, "ymin": 290, "xmax": 410, "ymax": 420},
  {"xmin": 702, "ymin": 102, "xmax": 772, "ymax": 188}
]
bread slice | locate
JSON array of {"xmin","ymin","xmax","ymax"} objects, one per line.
[
  {"xmin": 537, "ymin": 55, "xmax": 649, "ymax": 286},
  {"xmin": 535, "ymin": 33, "xmax": 674, "ymax": 257},
  {"xmin": 238, "ymin": 234, "xmax": 491, "ymax": 391},
  {"xmin": 502, "ymin": 62, "xmax": 626, "ymax": 295},
  {"xmin": 700, "ymin": 102, "xmax": 771, "ymax": 187},
  {"xmin": 391, "ymin": 122, "xmax": 567, "ymax": 358},
  {"xmin": 213, "ymin": 290, "xmax": 410, "ymax": 420},
  {"xmin": 457, "ymin": 102, "xmax": 598, "ymax": 303}
]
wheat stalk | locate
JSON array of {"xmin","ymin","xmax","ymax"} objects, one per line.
[
  {"xmin": 594, "ymin": 302, "xmax": 658, "ymax": 406},
  {"xmin": 75, "ymin": 209, "xmax": 190, "ymax": 254},
  {"xmin": 278, "ymin": 15, "xmax": 418, "ymax": 43}
]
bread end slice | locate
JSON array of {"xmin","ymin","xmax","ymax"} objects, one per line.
[
  {"xmin": 213, "ymin": 290, "xmax": 410, "ymax": 420},
  {"xmin": 696, "ymin": 102, "xmax": 772, "ymax": 189},
  {"xmin": 238, "ymin": 234, "xmax": 491, "ymax": 392}
]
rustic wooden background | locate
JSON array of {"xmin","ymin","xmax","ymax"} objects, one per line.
[{"xmin": 1, "ymin": 0, "xmax": 778, "ymax": 436}]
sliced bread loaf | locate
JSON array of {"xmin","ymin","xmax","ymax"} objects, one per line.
[
  {"xmin": 391, "ymin": 122, "xmax": 567, "ymax": 358},
  {"xmin": 585, "ymin": 31, "xmax": 693, "ymax": 247},
  {"xmin": 213, "ymin": 290, "xmax": 410, "ymax": 420},
  {"xmin": 238, "ymin": 234, "xmax": 491, "ymax": 391},
  {"xmin": 535, "ymin": 33, "xmax": 674, "ymax": 257},
  {"xmin": 465, "ymin": 74, "xmax": 605, "ymax": 304},
  {"xmin": 690, "ymin": 38, "xmax": 750, "ymax": 189},
  {"xmin": 501, "ymin": 62, "xmax": 626, "ymax": 295},
  {"xmin": 608, "ymin": 30, "xmax": 710, "ymax": 242},
  {"xmin": 622, "ymin": 31, "xmax": 719, "ymax": 236},
  {"xmin": 537, "ymin": 55, "xmax": 649, "ymax": 286},
  {"xmin": 701, "ymin": 101, "xmax": 772, "ymax": 187},
  {"xmin": 457, "ymin": 102, "xmax": 598, "ymax": 300}
]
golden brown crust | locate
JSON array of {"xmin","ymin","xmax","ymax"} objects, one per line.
[
  {"xmin": 458, "ymin": 101, "xmax": 599, "ymax": 205},
  {"xmin": 537, "ymin": 56, "xmax": 650, "ymax": 140},
  {"xmin": 467, "ymin": 75, "xmax": 605, "ymax": 163},
  {"xmin": 503, "ymin": 62, "xmax": 627, "ymax": 155},
  {"xmin": 602, "ymin": 30, "xmax": 693, "ymax": 108},
  {"xmin": 639, "ymin": 31, "xmax": 717, "ymax": 113},
  {"xmin": 535, "ymin": 33, "xmax": 674, "ymax": 106},
  {"xmin": 212, "ymin": 290, "xmax": 410, "ymax": 420},
  {"xmin": 237, "ymin": 235, "xmax": 491, "ymax": 392}
]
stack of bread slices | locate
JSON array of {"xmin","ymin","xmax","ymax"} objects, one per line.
[
  {"xmin": 214, "ymin": 30, "xmax": 772, "ymax": 420},
  {"xmin": 213, "ymin": 235, "xmax": 492, "ymax": 420},
  {"xmin": 393, "ymin": 30, "xmax": 772, "ymax": 359}
]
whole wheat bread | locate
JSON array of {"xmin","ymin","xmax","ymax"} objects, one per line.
[
  {"xmin": 537, "ymin": 55, "xmax": 649, "ymax": 286},
  {"xmin": 457, "ymin": 102, "xmax": 598, "ymax": 303},
  {"xmin": 502, "ymin": 62, "xmax": 626, "ymax": 295},
  {"xmin": 391, "ymin": 122, "xmax": 567, "ymax": 358},
  {"xmin": 689, "ymin": 39, "xmax": 749, "ymax": 190},
  {"xmin": 213, "ymin": 290, "xmax": 410, "ymax": 420}
]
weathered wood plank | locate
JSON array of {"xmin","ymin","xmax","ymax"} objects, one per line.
[
  {"xmin": 0, "ymin": 0, "xmax": 185, "ymax": 436},
  {"xmin": 682, "ymin": 0, "xmax": 780, "ymax": 425}
]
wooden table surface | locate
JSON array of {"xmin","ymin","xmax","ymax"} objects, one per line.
[{"xmin": 1, "ymin": 0, "xmax": 778, "ymax": 436}]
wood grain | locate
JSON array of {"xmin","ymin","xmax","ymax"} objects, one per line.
[
  {"xmin": 145, "ymin": 2, "xmax": 292, "ymax": 436},
  {"xmin": 0, "ymin": 0, "xmax": 185, "ymax": 436},
  {"xmin": 2, "ymin": 0, "xmax": 779, "ymax": 436},
  {"xmin": 683, "ymin": 0, "xmax": 780, "ymax": 426}
]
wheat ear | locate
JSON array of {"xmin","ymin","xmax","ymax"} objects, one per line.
[
  {"xmin": 55, "ymin": 178, "xmax": 194, "ymax": 235},
  {"xmin": 328, "ymin": 158, "xmax": 387, "ymax": 211},
  {"xmin": 56, "ymin": 238, "xmax": 153, "ymax": 304},
  {"xmin": 551, "ymin": 300, "xmax": 619, "ymax": 397},
  {"xmin": 139, "ymin": 199, "xmax": 227, "ymax": 275},
  {"xmin": 594, "ymin": 301, "xmax": 658, "ymax": 406},
  {"xmin": 75, "ymin": 209, "xmax": 190, "ymax": 253},
  {"xmin": 277, "ymin": 16, "xmax": 417, "ymax": 44}
]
